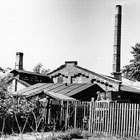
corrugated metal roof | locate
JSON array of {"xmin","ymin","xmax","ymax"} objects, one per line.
[
  {"xmin": 40, "ymin": 91, "xmax": 77, "ymax": 101},
  {"xmin": 14, "ymin": 83, "xmax": 46, "ymax": 95},
  {"xmin": 50, "ymin": 84, "xmax": 71, "ymax": 92},
  {"xmin": 57, "ymin": 84, "xmax": 88, "ymax": 95},
  {"xmin": 13, "ymin": 83, "xmax": 97, "ymax": 99},
  {"xmin": 64, "ymin": 83, "xmax": 94, "ymax": 96},
  {"xmin": 17, "ymin": 83, "xmax": 63, "ymax": 96},
  {"xmin": 121, "ymin": 84, "xmax": 140, "ymax": 94}
]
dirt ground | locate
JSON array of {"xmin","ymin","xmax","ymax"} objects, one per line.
[
  {"xmin": 73, "ymin": 137, "xmax": 140, "ymax": 140},
  {"xmin": 0, "ymin": 132, "xmax": 139, "ymax": 140},
  {"xmin": 0, "ymin": 132, "xmax": 53, "ymax": 140}
]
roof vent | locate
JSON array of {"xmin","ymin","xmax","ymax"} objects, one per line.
[{"xmin": 65, "ymin": 61, "xmax": 78, "ymax": 66}]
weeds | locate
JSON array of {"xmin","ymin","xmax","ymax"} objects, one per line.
[
  {"xmin": 1, "ymin": 129, "xmax": 140, "ymax": 140},
  {"xmin": 66, "ymin": 128, "xmax": 82, "ymax": 138}
]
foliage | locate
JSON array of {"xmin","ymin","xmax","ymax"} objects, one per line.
[
  {"xmin": 81, "ymin": 130, "xmax": 92, "ymax": 139},
  {"xmin": 33, "ymin": 62, "xmax": 50, "ymax": 74},
  {"xmin": 33, "ymin": 63, "xmax": 42, "ymax": 74},
  {"xmin": 0, "ymin": 71, "xmax": 46, "ymax": 134},
  {"xmin": 57, "ymin": 129, "xmax": 91, "ymax": 140},
  {"xmin": 122, "ymin": 43, "xmax": 140, "ymax": 81},
  {"xmin": 0, "ymin": 91, "xmax": 43, "ymax": 134},
  {"xmin": 58, "ymin": 133, "xmax": 72, "ymax": 140},
  {"xmin": 66, "ymin": 128, "xmax": 82, "ymax": 138},
  {"xmin": 49, "ymin": 135, "xmax": 58, "ymax": 140}
]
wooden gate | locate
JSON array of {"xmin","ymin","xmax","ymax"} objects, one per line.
[
  {"xmin": 66, "ymin": 101, "xmax": 90, "ymax": 129},
  {"xmin": 45, "ymin": 100, "xmax": 90, "ymax": 130}
]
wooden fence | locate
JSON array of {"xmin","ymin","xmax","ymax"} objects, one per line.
[
  {"xmin": 68, "ymin": 101, "xmax": 90, "ymax": 129},
  {"xmin": 89, "ymin": 99, "xmax": 140, "ymax": 138},
  {"xmin": 43, "ymin": 100, "xmax": 90, "ymax": 131},
  {"xmin": 42, "ymin": 98, "xmax": 140, "ymax": 138}
]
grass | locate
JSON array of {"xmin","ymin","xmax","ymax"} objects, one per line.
[{"xmin": 0, "ymin": 130, "xmax": 140, "ymax": 140}]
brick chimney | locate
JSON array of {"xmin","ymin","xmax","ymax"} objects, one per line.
[
  {"xmin": 15, "ymin": 52, "xmax": 23, "ymax": 70},
  {"xmin": 112, "ymin": 5, "xmax": 122, "ymax": 80},
  {"xmin": 65, "ymin": 61, "xmax": 78, "ymax": 66}
]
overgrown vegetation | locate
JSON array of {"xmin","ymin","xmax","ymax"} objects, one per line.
[
  {"xmin": 0, "ymin": 95, "xmax": 44, "ymax": 134},
  {"xmin": 0, "ymin": 129, "xmax": 91, "ymax": 140},
  {"xmin": 0, "ymin": 72, "xmax": 45, "ymax": 135},
  {"xmin": 66, "ymin": 128, "xmax": 83, "ymax": 138},
  {"xmin": 57, "ymin": 129, "xmax": 91, "ymax": 140}
]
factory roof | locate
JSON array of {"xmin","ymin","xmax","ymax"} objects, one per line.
[
  {"xmin": 121, "ymin": 84, "xmax": 140, "ymax": 94},
  {"xmin": 47, "ymin": 61, "xmax": 121, "ymax": 86},
  {"xmin": 12, "ymin": 83, "xmax": 96, "ymax": 98},
  {"xmin": 40, "ymin": 91, "xmax": 77, "ymax": 101}
]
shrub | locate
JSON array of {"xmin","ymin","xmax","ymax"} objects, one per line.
[
  {"xmin": 81, "ymin": 130, "xmax": 91, "ymax": 139},
  {"xmin": 47, "ymin": 135, "xmax": 58, "ymax": 140},
  {"xmin": 58, "ymin": 133, "xmax": 72, "ymax": 140},
  {"xmin": 66, "ymin": 128, "xmax": 82, "ymax": 139}
]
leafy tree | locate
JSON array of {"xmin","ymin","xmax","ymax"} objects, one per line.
[
  {"xmin": 33, "ymin": 63, "xmax": 50, "ymax": 74},
  {"xmin": 33, "ymin": 63, "xmax": 42, "ymax": 74},
  {"xmin": 122, "ymin": 43, "xmax": 140, "ymax": 81}
]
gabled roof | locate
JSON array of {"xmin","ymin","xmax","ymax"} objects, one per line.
[
  {"xmin": 10, "ymin": 69, "xmax": 49, "ymax": 77},
  {"xmin": 12, "ymin": 83, "xmax": 101, "ymax": 98},
  {"xmin": 76, "ymin": 66, "xmax": 121, "ymax": 84},
  {"xmin": 47, "ymin": 61, "xmax": 121, "ymax": 85}
]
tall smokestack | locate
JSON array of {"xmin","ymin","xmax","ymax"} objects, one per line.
[
  {"xmin": 112, "ymin": 5, "xmax": 122, "ymax": 80},
  {"xmin": 15, "ymin": 52, "xmax": 23, "ymax": 70}
]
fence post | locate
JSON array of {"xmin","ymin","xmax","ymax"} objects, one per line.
[
  {"xmin": 83, "ymin": 102, "xmax": 85, "ymax": 130},
  {"xmin": 65, "ymin": 101, "xmax": 69, "ymax": 130},
  {"xmin": 139, "ymin": 105, "xmax": 140, "ymax": 137},
  {"xmin": 88, "ymin": 99, "xmax": 92, "ymax": 132},
  {"xmin": 136, "ymin": 104, "xmax": 139, "ymax": 137},
  {"xmin": 88, "ymin": 98, "xmax": 94, "ymax": 133},
  {"xmin": 74, "ymin": 101, "xmax": 77, "ymax": 128},
  {"xmin": 48, "ymin": 99, "xmax": 51, "ymax": 124},
  {"xmin": 46, "ymin": 97, "xmax": 50, "ymax": 125},
  {"xmin": 60, "ymin": 100, "xmax": 64, "ymax": 127}
]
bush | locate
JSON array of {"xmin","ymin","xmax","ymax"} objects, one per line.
[
  {"xmin": 66, "ymin": 128, "xmax": 82, "ymax": 139},
  {"xmin": 58, "ymin": 133, "xmax": 72, "ymax": 140},
  {"xmin": 47, "ymin": 135, "xmax": 58, "ymax": 140},
  {"xmin": 81, "ymin": 130, "xmax": 91, "ymax": 139}
]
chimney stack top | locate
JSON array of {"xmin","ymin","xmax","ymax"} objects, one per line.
[
  {"xmin": 65, "ymin": 61, "xmax": 78, "ymax": 66},
  {"xmin": 116, "ymin": 5, "xmax": 122, "ymax": 14},
  {"xmin": 16, "ymin": 52, "xmax": 23, "ymax": 55}
]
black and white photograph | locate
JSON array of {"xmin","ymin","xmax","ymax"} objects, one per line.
[{"xmin": 0, "ymin": 0, "xmax": 140, "ymax": 139}]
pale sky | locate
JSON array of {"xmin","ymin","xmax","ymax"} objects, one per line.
[{"xmin": 0, "ymin": 0, "xmax": 140, "ymax": 75}]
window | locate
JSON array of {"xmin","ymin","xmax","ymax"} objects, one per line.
[{"xmin": 57, "ymin": 76, "xmax": 63, "ymax": 83}]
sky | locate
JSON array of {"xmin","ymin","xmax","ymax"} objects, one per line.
[{"xmin": 0, "ymin": 0, "xmax": 140, "ymax": 75}]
